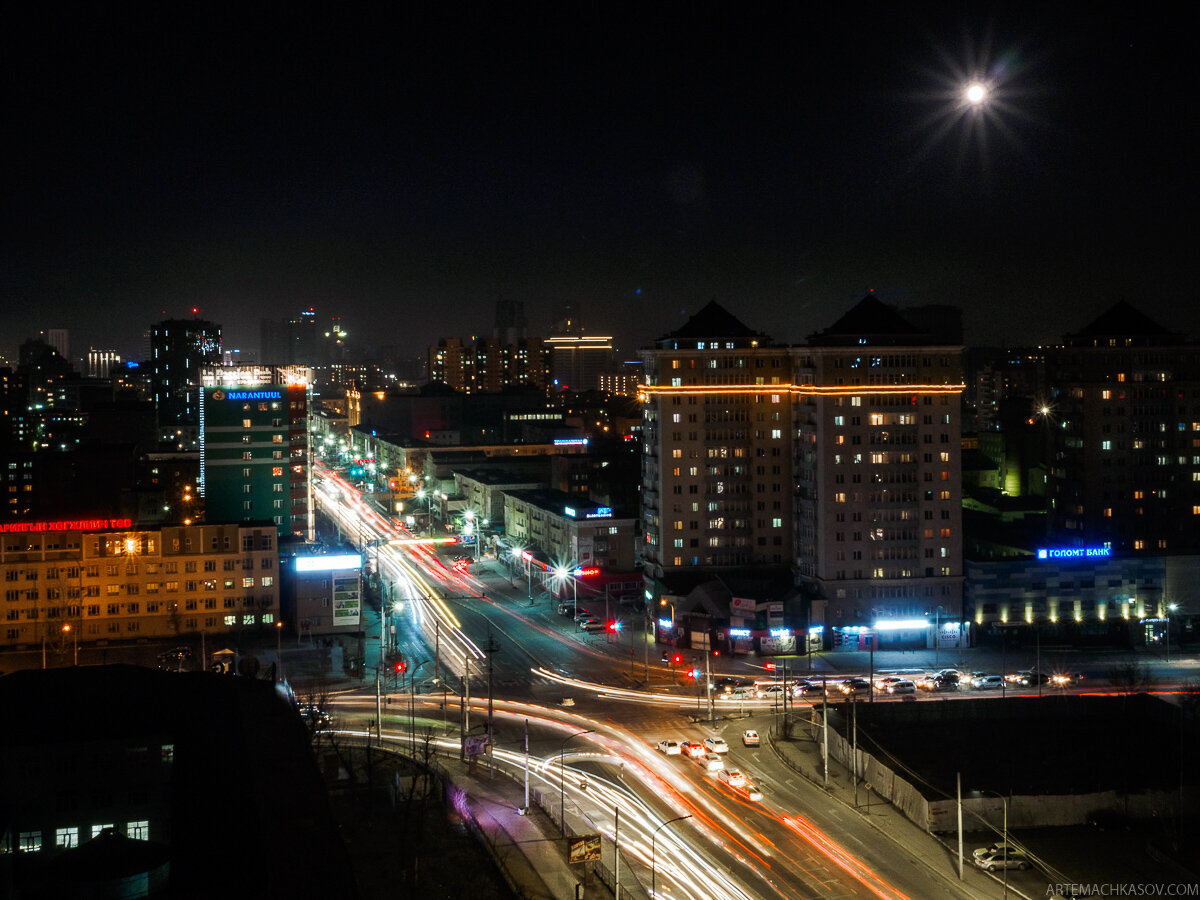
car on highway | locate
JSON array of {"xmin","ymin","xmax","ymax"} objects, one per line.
[
  {"xmin": 717, "ymin": 768, "xmax": 747, "ymax": 788},
  {"xmin": 875, "ymin": 676, "xmax": 904, "ymax": 691},
  {"xmin": 756, "ymin": 683, "xmax": 786, "ymax": 698},
  {"xmin": 680, "ymin": 741, "xmax": 707, "ymax": 758},
  {"xmin": 887, "ymin": 680, "xmax": 916, "ymax": 694},
  {"xmin": 656, "ymin": 739, "xmax": 682, "ymax": 755},
  {"xmin": 917, "ymin": 675, "xmax": 958, "ymax": 692},
  {"xmin": 797, "ymin": 681, "xmax": 827, "ymax": 696},
  {"xmin": 703, "ymin": 736, "xmax": 729, "ymax": 754},
  {"xmin": 972, "ymin": 675, "xmax": 1005, "ymax": 690},
  {"xmin": 1049, "ymin": 672, "xmax": 1082, "ymax": 687},
  {"xmin": 714, "ymin": 676, "xmax": 753, "ymax": 694},
  {"xmin": 580, "ymin": 620, "xmax": 607, "ymax": 633},
  {"xmin": 742, "ymin": 729, "xmax": 760, "ymax": 747},
  {"xmin": 838, "ymin": 677, "xmax": 872, "ymax": 696},
  {"xmin": 694, "ymin": 752, "xmax": 724, "ymax": 772},
  {"xmin": 742, "ymin": 781, "xmax": 764, "ymax": 802},
  {"xmin": 973, "ymin": 849, "xmax": 1029, "ymax": 871}
]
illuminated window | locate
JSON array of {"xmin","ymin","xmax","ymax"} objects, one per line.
[
  {"xmin": 224, "ymin": 615, "xmax": 236, "ymax": 626},
  {"xmin": 771, "ymin": 517, "xmax": 782, "ymax": 528},
  {"xmin": 55, "ymin": 827, "xmax": 78, "ymax": 849},
  {"xmin": 834, "ymin": 416, "xmax": 844, "ymax": 426},
  {"xmin": 242, "ymin": 419, "xmax": 252, "ymax": 428},
  {"xmin": 1101, "ymin": 390, "xmax": 1111, "ymax": 399},
  {"xmin": 1101, "ymin": 440, "xmax": 1111, "ymax": 451},
  {"xmin": 870, "ymin": 414, "xmax": 884, "ymax": 425},
  {"xmin": 834, "ymin": 493, "xmax": 846, "ymax": 503}
]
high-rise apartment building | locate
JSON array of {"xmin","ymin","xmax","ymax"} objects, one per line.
[
  {"xmin": 641, "ymin": 302, "xmax": 789, "ymax": 575},
  {"xmin": 151, "ymin": 318, "xmax": 222, "ymax": 430},
  {"xmin": 545, "ymin": 334, "xmax": 615, "ymax": 393},
  {"xmin": 198, "ymin": 366, "xmax": 313, "ymax": 540},
  {"xmin": 428, "ymin": 337, "xmax": 550, "ymax": 394},
  {"xmin": 1044, "ymin": 301, "xmax": 1200, "ymax": 554},
  {"xmin": 795, "ymin": 296, "xmax": 964, "ymax": 644},
  {"xmin": 641, "ymin": 297, "xmax": 965, "ymax": 648}
]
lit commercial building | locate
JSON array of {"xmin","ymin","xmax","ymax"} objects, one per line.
[
  {"xmin": 198, "ymin": 368, "xmax": 313, "ymax": 541},
  {"xmin": 545, "ymin": 334, "xmax": 614, "ymax": 393},
  {"xmin": 289, "ymin": 552, "xmax": 362, "ymax": 639},
  {"xmin": 0, "ymin": 519, "xmax": 280, "ymax": 652}
]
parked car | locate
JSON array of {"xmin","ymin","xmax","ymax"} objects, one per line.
[
  {"xmin": 887, "ymin": 680, "xmax": 916, "ymax": 694},
  {"xmin": 973, "ymin": 849, "xmax": 1029, "ymax": 871},
  {"xmin": 656, "ymin": 739, "xmax": 682, "ymax": 755},
  {"xmin": 703, "ymin": 736, "xmax": 729, "ymax": 754},
  {"xmin": 742, "ymin": 729, "xmax": 761, "ymax": 747},
  {"xmin": 972, "ymin": 841, "xmax": 1022, "ymax": 860}
]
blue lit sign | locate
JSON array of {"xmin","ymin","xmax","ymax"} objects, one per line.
[
  {"xmin": 554, "ymin": 438, "xmax": 589, "ymax": 446},
  {"xmin": 728, "ymin": 628, "xmax": 752, "ymax": 637},
  {"xmin": 216, "ymin": 389, "xmax": 282, "ymax": 401},
  {"xmin": 769, "ymin": 627, "xmax": 791, "ymax": 638},
  {"xmin": 657, "ymin": 618, "xmax": 673, "ymax": 629},
  {"xmin": 1037, "ymin": 547, "xmax": 1112, "ymax": 560},
  {"xmin": 564, "ymin": 506, "xmax": 576, "ymax": 518},
  {"xmin": 585, "ymin": 507, "xmax": 613, "ymax": 519}
]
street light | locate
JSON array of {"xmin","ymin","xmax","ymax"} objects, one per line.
[
  {"xmin": 559, "ymin": 729, "xmax": 593, "ymax": 837},
  {"xmin": 651, "ymin": 814, "xmax": 692, "ymax": 897},
  {"xmin": 553, "ymin": 565, "xmax": 578, "ymax": 620},
  {"xmin": 62, "ymin": 622, "xmax": 77, "ymax": 666}
]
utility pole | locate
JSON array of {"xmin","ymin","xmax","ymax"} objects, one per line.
[
  {"xmin": 852, "ymin": 696, "xmax": 858, "ymax": 807},
  {"xmin": 706, "ymin": 641, "xmax": 714, "ymax": 724},
  {"xmin": 460, "ymin": 657, "xmax": 470, "ymax": 762},
  {"xmin": 522, "ymin": 718, "xmax": 530, "ymax": 814},
  {"xmin": 484, "ymin": 632, "xmax": 499, "ymax": 776},
  {"xmin": 956, "ymin": 771, "xmax": 964, "ymax": 879},
  {"xmin": 822, "ymin": 679, "xmax": 829, "ymax": 788},
  {"xmin": 614, "ymin": 806, "xmax": 621, "ymax": 892},
  {"xmin": 643, "ymin": 607, "xmax": 650, "ymax": 684}
]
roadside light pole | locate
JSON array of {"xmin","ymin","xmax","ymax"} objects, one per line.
[
  {"xmin": 976, "ymin": 789, "xmax": 1009, "ymax": 899},
  {"xmin": 651, "ymin": 814, "xmax": 692, "ymax": 897},
  {"xmin": 559, "ymin": 729, "xmax": 593, "ymax": 837}
]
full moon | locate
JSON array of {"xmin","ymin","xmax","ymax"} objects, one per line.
[{"xmin": 965, "ymin": 82, "xmax": 987, "ymax": 105}]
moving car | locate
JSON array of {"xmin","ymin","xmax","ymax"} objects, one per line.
[
  {"xmin": 742, "ymin": 729, "xmax": 761, "ymax": 747},
  {"xmin": 703, "ymin": 736, "xmax": 729, "ymax": 754},
  {"xmin": 694, "ymin": 752, "xmax": 724, "ymax": 772},
  {"xmin": 656, "ymin": 739, "xmax": 682, "ymax": 755},
  {"xmin": 756, "ymin": 683, "xmax": 786, "ymax": 698},
  {"xmin": 973, "ymin": 675, "xmax": 1005, "ymax": 690},
  {"xmin": 887, "ymin": 680, "xmax": 916, "ymax": 694},
  {"xmin": 717, "ymin": 769, "xmax": 747, "ymax": 788},
  {"xmin": 680, "ymin": 741, "xmax": 707, "ymax": 758},
  {"xmin": 838, "ymin": 678, "xmax": 872, "ymax": 696},
  {"xmin": 715, "ymin": 676, "xmax": 753, "ymax": 694},
  {"xmin": 875, "ymin": 676, "xmax": 904, "ymax": 691},
  {"xmin": 743, "ymin": 781, "xmax": 764, "ymax": 802}
]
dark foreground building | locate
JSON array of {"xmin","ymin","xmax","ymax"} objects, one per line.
[{"xmin": 0, "ymin": 665, "xmax": 353, "ymax": 899}]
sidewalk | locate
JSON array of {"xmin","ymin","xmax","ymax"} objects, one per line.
[{"xmin": 766, "ymin": 717, "xmax": 1035, "ymax": 900}]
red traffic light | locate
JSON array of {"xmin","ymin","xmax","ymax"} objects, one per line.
[
  {"xmin": 672, "ymin": 654, "xmax": 682, "ymax": 665},
  {"xmin": 607, "ymin": 620, "xmax": 617, "ymax": 632},
  {"xmin": 764, "ymin": 662, "xmax": 775, "ymax": 670},
  {"xmin": 394, "ymin": 661, "xmax": 407, "ymax": 674}
]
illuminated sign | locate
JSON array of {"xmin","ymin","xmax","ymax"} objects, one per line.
[
  {"xmin": 728, "ymin": 628, "xmax": 752, "ymax": 637},
  {"xmin": 0, "ymin": 518, "xmax": 134, "ymax": 534},
  {"xmin": 553, "ymin": 438, "xmax": 589, "ymax": 446},
  {"xmin": 586, "ymin": 507, "xmax": 613, "ymax": 519},
  {"xmin": 657, "ymin": 618, "xmax": 673, "ymax": 629},
  {"xmin": 296, "ymin": 554, "xmax": 362, "ymax": 572},
  {"xmin": 564, "ymin": 506, "xmax": 577, "ymax": 518},
  {"xmin": 768, "ymin": 627, "xmax": 791, "ymax": 638},
  {"xmin": 209, "ymin": 389, "xmax": 283, "ymax": 401},
  {"xmin": 872, "ymin": 618, "xmax": 929, "ymax": 631},
  {"xmin": 1037, "ymin": 547, "xmax": 1112, "ymax": 560},
  {"xmin": 571, "ymin": 566, "xmax": 600, "ymax": 577}
]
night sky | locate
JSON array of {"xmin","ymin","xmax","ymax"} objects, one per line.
[{"xmin": 4, "ymin": 4, "xmax": 1195, "ymax": 364}]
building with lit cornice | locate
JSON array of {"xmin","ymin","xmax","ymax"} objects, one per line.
[
  {"xmin": 640, "ymin": 302, "xmax": 792, "ymax": 577},
  {"xmin": 641, "ymin": 298, "xmax": 965, "ymax": 652},
  {"xmin": 796, "ymin": 295, "xmax": 964, "ymax": 649}
]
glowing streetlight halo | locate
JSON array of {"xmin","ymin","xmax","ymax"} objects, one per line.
[{"xmin": 965, "ymin": 81, "xmax": 988, "ymax": 106}]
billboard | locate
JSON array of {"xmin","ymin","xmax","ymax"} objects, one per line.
[
  {"xmin": 332, "ymin": 576, "xmax": 361, "ymax": 627},
  {"xmin": 730, "ymin": 596, "xmax": 756, "ymax": 615},
  {"xmin": 568, "ymin": 835, "xmax": 602, "ymax": 863}
]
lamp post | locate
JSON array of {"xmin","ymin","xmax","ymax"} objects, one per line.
[
  {"xmin": 559, "ymin": 729, "xmax": 593, "ymax": 837},
  {"xmin": 62, "ymin": 622, "xmax": 77, "ymax": 666},
  {"xmin": 651, "ymin": 814, "xmax": 693, "ymax": 897},
  {"xmin": 275, "ymin": 621, "xmax": 284, "ymax": 682}
]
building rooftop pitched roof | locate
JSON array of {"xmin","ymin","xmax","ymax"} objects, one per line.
[
  {"xmin": 657, "ymin": 300, "xmax": 767, "ymax": 343},
  {"xmin": 808, "ymin": 294, "xmax": 929, "ymax": 346},
  {"xmin": 1071, "ymin": 300, "xmax": 1179, "ymax": 340}
]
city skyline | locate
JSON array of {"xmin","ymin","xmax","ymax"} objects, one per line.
[{"xmin": 5, "ymin": 5, "xmax": 1194, "ymax": 363}]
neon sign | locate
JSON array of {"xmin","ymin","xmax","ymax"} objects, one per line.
[
  {"xmin": 571, "ymin": 566, "xmax": 600, "ymax": 577},
  {"xmin": 586, "ymin": 507, "xmax": 613, "ymax": 519},
  {"xmin": 211, "ymin": 389, "xmax": 282, "ymax": 401},
  {"xmin": 553, "ymin": 438, "xmax": 589, "ymax": 446},
  {"xmin": 0, "ymin": 518, "xmax": 134, "ymax": 534},
  {"xmin": 728, "ymin": 628, "xmax": 752, "ymax": 637},
  {"xmin": 1037, "ymin": 547, "xmax": 1111, "ymax": 560},
  {"xmin": 769, "ymin": 627, "xmax": 792, "ymax": 638}
]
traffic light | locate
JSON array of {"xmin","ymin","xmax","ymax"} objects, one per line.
[
  {"xmin": 606, "ymin": 620, "xmax": 618, "ymax": 633},
  {"xmin": 394, "ymin": 660, "xmax": 407, "ymax": 674},
  {"xmin": 764, "ymin": 661, "xmax": 775, "ymax": 670},
  {"xmin": 672, "ymin": 654, "xmax": 682, "ymax": 666}
]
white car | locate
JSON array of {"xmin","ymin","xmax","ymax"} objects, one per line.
[
  {"xmin": 657, "ymin": 739, "xmax": 682, "ymax": 755},
  {"xmin": 704, "ymin": 736, "xmax": 729, "ymax": 754},
  {"xmin": 695, "ymin": 752, "xmax": 724, "ymax": 772},
  {"xmin": 973, "ymin": 675, "xmax": 1005, "ymax": 690},
  {"xmin": 743, "ymin": 781, "xmax": 764, "ymax": 802},
  {"xmin": 742, "ymin": 729, "xmax": 760, "ymax": 747},
  {"xmin": 718, "ymin": 768, "xmax": 747, "ymax": 788},
  {"xmin": 973, "ymin": 850, "xmax": 1029, "ymax": 872}
]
